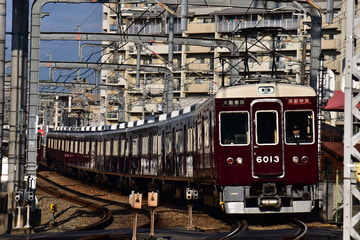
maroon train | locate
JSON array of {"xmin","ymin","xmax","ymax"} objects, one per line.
[{"xmin": 46, "ymin": 83, "xmax": 320, "ymax": 214}]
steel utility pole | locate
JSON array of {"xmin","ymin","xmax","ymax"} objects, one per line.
[
  {"xmin": 343, "ymin": 0, "xmax": 360, "ymax": 238},
  {"xmin": 0, "ymin": 0, "xmax": 5, "ymax": 189},
  {"xmin": 0, "ymin": 0, "xmax": 6, "ymax": 233},
  {"xmin": 7, "ymin": 0, "xmax": 29, "ymax": 232}
]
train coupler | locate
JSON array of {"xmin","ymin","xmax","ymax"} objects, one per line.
[{"xmin": 258, "ymin": 196, "xmax": 281, "ymax": 209}]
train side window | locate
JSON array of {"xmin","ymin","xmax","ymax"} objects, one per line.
[
  {"xmin": 97, "ymin": 140, "xmax": 103, "ymax": 157},
  {"xmin": 142, "ymin": 135, "xmax": 148, "ymax": 158},
  {"xmin": 106, "ymin": 140, "xmax": 111, "ymax": 156},
  {"xmin": 85, "ymin": 141, "xmax": 90, "ymax": 154},
  {"xmin": 113, "ymin": 140, "xmax": 119, "ymax": 156},
  {"xmin": 256, "ymin": 111, "xmax": 278, "ymax": 144},
  {"xmin": 37, "ymin": 132, "xmax": 43, "ymax": 149},
  {"xmin": 220, "ymin": 112, "xmax": 249, "ymax": 145},
  {"xmin": 285, "ymin": 110, "xmax": 314, "ymax": 144},
  {"xmin": 79, "ymin": 141, "xmax": 84, "ymax": 154}
]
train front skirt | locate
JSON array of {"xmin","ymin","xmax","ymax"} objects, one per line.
[{"xmin": 221, "ymin": 185, "xmax": 314, "ymax": 214}]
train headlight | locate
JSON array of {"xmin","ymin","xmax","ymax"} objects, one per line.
[
  {"xmin": 236, "ymin": 157, "xmax": 243, "ymax": 164},
  {"xmin": 301, "ymin": 156, "xmax": 309, "ymax": 163},
  {"xmin": 258, "ymin": 86, "xmax": 275, "ymax": 94},
  {"xmin": 292, "ymin": 156, "xmax": 299, "ymax": 163},
  {"xmin": 226, "ymin": 157, "xmax": 234, "ymax": 164}
]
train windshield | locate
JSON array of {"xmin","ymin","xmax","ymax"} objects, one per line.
[
  {"xmin": 220, "ymin": 112, "xmax": 249, "ymax": 145},
  {"xmin": 256, "ymin": 111, "xmax": 278, "ymax": 144},
  {"xmin": 285, "ymin": 110, "xmax": 314, "ymax": 144}
]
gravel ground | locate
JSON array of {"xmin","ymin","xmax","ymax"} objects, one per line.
[
  {"xmin": 34, "ymin": 170, "xmax": 232, "ymax": 233},
  {"xmin": 35, "ymin": 170, "xmax": 339, "ymax": 235}
]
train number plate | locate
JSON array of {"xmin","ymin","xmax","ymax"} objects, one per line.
[{"xmin": 256, "ymin": 156, "xmax": 280, "ymax": 163}]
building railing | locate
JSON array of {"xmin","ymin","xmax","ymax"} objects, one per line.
[
  {"xmin": 126, "ymin": 19, "xmax": 299, "ymax": 35},
  {"xmin": 217, "ymin": 19, "xmax": 299, "ymax": 32}
]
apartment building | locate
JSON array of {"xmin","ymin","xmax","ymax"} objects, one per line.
[{"xmin": 101, "ymin": 2, "xmax": 340, "ymax": 124}]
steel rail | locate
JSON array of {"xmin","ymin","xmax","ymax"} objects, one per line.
[{"xmin": 37, "ymin": 175, "xmax": 114, "ymax": 231}]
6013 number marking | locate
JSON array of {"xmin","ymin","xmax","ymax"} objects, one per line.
[{"xmin": 256, "ymin": 156, "xmax": 280, "ymax": 163}]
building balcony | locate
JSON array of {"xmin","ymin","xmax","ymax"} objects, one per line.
[
  {"xmin": 107, "ymin": 76, "xmax": 127, "ymax": 86},
  {"xmin": 106, "ymin": 112, "xmax": 119, "ymax": 120},
  {"xmin": 184, "ymin": 63, "xmax": 213, "ymax": 71},
  {"xmin": 128, "ymin": 103, "xmax": 163, "ymax": 113},
  {"xmin": 185, "ymin": 23, "xmax": 216, "ymax": 34},
  {"xmin": 126, "ymin": 23, "xmax": 182, "ymax": 35},
  {"xmin": 144, "ymin": 44, "xmax": 182, "ymax": 54},
  {"xmin": 322, "ymin": 39, "xmax": 336, "ymax": 50},
  {"xmin": 184, "ymin": 83, "xmax": 209, "ymax": 93},
  {"xmin": 185, "ymin": 45, "xmax": 212, "ymax": 53},
  {"xmin": 217, "ymin": 19, "xmax": 299, "ymax": 32}
]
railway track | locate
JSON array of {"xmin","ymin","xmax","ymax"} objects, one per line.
[
  {"xmin": 292, "ymin": 218, "xmax": 308, "ymax": 240},
  {"xmin": 220, "ymin": 219, "xmax": 249, "ymax": 240},
  {"xmin": 36, "ymin": 171, "xmax": 150, "ymax": 231},
  {"xmin": 34, "ymin": 170, "xmax": 341, "ymax": 240},
  {"xmin": 37, "ymin": 175, "xmax": 114, "ymax": 231},
  {"xmin": 35, "ymin": 170, "xmax": 232, "ymax": 233}
]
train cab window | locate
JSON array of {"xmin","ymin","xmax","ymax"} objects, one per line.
[
  {"xmin": 220, "ymin": 112, "xmax": 249, "ymax": 145},
  {"xmin": 256, "ymin": 111, "xmax": 278, "ymax": 144},
  {"xmin": 285, "ymin": 110, "xmax": 314, "ymax": 144}
]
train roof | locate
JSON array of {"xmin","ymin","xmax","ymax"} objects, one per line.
[
  {"xmin": 215, "ymin": 83, "xmax": 316, "ymax": 99},
  {"xmin": 52, "ymin": 104, "xmax": 199, "ymax": 133},
  {"xmin": 50, "ymin": 83, "xmax": 315, "ymax": 134}
]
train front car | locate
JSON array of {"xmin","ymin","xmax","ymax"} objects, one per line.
[{"xmin": 215, "ymin": 83, "xmax": 318, "ymax": 214}]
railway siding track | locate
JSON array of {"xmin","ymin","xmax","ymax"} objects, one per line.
[
  {"xmin": 292, "ymin": 218, "xmax": 308, "ymax": 240},
  {"xmin": 37, "ymin": 175, "xmax": 114, "ymax": 231},
  {"xmin": 36, "ymin": 171, "xmax": 230, "ymax": 233},
  {"xmin": 37, "ymin": 182, "xmax": 114, "ymax": 231},
  {"xmin": 35, "ymin": 172, "xmax": 151, "ymax": 232},
  {"xmin": 34, "ymin": 171, "xmax": 343, "ymax": 239},
  {"xmin": 36, "ymin": 169, "xmax": 233, "ymax": 232}
]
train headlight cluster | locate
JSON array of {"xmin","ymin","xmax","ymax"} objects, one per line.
[
  {"xmin": 292, "ymin": 155, "xmax": 309, "ymax": 164},
  {"xmin": 257, "ymin": 86, "xmax": 275, "ymax": 94},
  {"xmin": 227, "ymin": 157, "xmax": 243, "ymax": 165}
]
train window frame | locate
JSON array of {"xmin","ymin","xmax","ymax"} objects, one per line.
[
  {"xmin": 219, "ymin": 111, "xmax": 250, "ymax": 146},
  {"xmin": 285, "ymin": 110, "xmax": 315, "ymax": 145},
  {"xmin": 255, "ymin": 110, "xmax": 279, "ymax": 145}
]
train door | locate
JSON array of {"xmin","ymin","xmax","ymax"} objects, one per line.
[{"xmin": 251, "ymin": 100, "xmax": 284, "ymax": 178}]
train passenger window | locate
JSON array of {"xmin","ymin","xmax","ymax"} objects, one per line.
[
  {"xmin": 285, "ymin": 110, "xmax": 314, "ymax": 144},
  {"xmin": 220, "ymin": 112, "xmax": 249, "ymax": 145},
  {"xmin": 256, "ymin": 111, "xmax": 278, "ymax": 144},
  {"xmin": 85, "ymin": 141, "xmax": 90, "ymax": 154},
  {"xmin": 106, "ymin": 140, "xmax": 111, "ymax": 156},
  {"xmin": 113, "ymin": 140, "xmax": 119, "ymax": 156}
]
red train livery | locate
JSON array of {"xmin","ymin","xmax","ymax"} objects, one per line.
[{"xmin": 46, "ymin": 83, "xmax": 319, "ymax": 214}]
